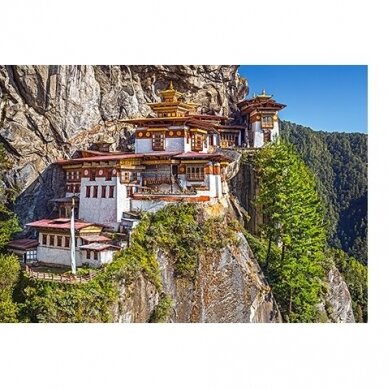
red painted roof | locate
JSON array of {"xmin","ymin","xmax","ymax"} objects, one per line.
[
  {"xmin": 26, "ymin": 218, "xmax": 98, "ymax": 231},
  {"xmin": 7, "ymin": 239, "xmax": 39, "ymax": 250},
  {"xmin": 57, "ymin": 153, "xmax": 141, "ymax": 165},
  {"xmin": 57, "ymin": 151, "xmax": 183, "ymax": 165},
  {"xmin": 142, "ymin": 151, "xmax": 180, "ymax": 158}
]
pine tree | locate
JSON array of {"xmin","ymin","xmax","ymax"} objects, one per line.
[{"xmin": 252, "ymin": 141, "xmax": 327, "ymax": 322}]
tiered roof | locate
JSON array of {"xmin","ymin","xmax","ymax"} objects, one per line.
[{"xmin": 238, "ymin": 89, "xmax": 286, "ymax": 115}]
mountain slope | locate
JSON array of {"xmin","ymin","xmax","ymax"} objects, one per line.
[{"xmin": 281, "ymin": 121, "xmax": 367, "ymax": 263}]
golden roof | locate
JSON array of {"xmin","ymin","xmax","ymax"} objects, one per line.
[{"xmin": 159, "ymin": 80, "xmax": 183, "ymax": 102}]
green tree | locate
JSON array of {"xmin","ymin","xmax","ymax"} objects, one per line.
[
  {"xmin": 281, "ymin": 121, "xmax": 367, "ymax": 263},
  {"xmin": 252, "ymin": 141, "xmax": 327, "ymax": 322},
  {"xmin": 0, "ymin": 144, "xmax": 21, "ymax": 250},
  {"xmin": 0, "ymin": 253, "xmax": 21, "ymax": 322}
]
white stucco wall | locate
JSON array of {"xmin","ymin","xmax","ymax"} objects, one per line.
[
  {"xmin": 116, "ymin": 179, "xmax": 130, "ymax": 225},
  {"xmin": 37, "ymin": 246, "xmax": 83, "ymax": 267},
  {"xmin": 99, "ymin": 250, "xmax": 115, "ymax": 265},
  {"xmin": 252, "ymin": 121, "xmax": 264, "ymax": 148},
  {"xmin": 271, "ymin": 121, "xmax": 280, "ymax": 141},
  {"xmin": 130, "ymin": 199, "xmax": 169, "ymax": 213},
  {"xmin": 166, "ymin": 137, "xmax": 185, "ymax": 152},
  {"xmin": 80, "ymin": 250, "xmax": 114, "ymax": 267},
  {"xmin": 79, "ymin": 177, "xmax": 122, "ymax": 227},
  {"xmin": 135, "ymin": 138, "xmax": 153, "ymax": 153}
]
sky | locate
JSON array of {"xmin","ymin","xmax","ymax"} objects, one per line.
[{"xmin": 238, "ymin": 65, "xmax": 367, "ymax": 133}]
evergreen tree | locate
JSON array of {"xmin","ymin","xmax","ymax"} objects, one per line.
[
  {"xmin": 252, "ymin": 141, "xmax": 327, "ymax": 322},
  {"xmin": 281, "ymin": 121, "xmax": 367, "ymax": 263}
]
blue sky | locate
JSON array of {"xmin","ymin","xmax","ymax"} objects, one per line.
[{"xmin": 238, "ymin": 65, "xmax": 367, "ymax": 133}]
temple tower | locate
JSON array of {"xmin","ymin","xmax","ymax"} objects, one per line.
[{"xmin": 238, "ymin": 90, "xmax": 286, "ymax": 148}]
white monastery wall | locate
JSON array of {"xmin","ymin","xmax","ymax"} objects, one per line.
[
  {"xmin": 271, "ymin": 122, "xmax": 280, "ymax": 141},
  {"xmin": 135, "ymin": 138, "xmax": 153, "ymax": 153},
  {"xmin": 79, "ymin": 177, "xmax": 118, "ymax": 226},
  {"xmin": 252, "ymin": 121, "xmax": 264, "ymax": 148},
  {"xmin": 130, "ymin": 199, "xmax": 169, "ymax": 213},
  {"xmin": 37, "ymin": 246, "xmax": 83, "ymax": 266},
  {"xmin": 166, "ymin": 137, "xmax": 185, "ymax": 152},
  {"xmin": 116, "ymin": 179, "xmax": 130, "ymax": 223},
  {"xmin": 99, "ymin": 250, "xmax": 115, "ymax": 265}
]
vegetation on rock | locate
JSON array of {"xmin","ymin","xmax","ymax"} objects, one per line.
[
  {"xmin": 149, "ymin": 294, "xmax": 174, "ymax": 323},
  {"xmin": 329, "ymin": 248, "xmax": 367, "ymax": 322},
  {"xmin": 11, "ymin": 204, "xmax": 239, "ymax": 322}
]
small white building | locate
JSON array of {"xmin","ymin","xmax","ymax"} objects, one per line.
[
  {"xmin": 237, "ymin": 90, "xmax": 286, "ymax": 148},
  {"xmin": 25, "ymin": 218, "xmax": 118, "ymax": 268}
]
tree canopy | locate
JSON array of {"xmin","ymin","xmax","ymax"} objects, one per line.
[
  {"xmin": 281, "ymin": 121, "xmax": 367, "ymax": 264},
  {"xmin": 251, "ymin": 141, "xmax": 327, "ymax": 322}
]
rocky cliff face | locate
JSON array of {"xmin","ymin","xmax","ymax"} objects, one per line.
[
  {"xmin": 113, "ymin": 231, "xmax": 281, "ymax": 323},
  {"xmin": 319, "ymin": 266, "xmax": 355, "ymax": 323},
  {"xmin": 0, "ymin": 65, "xmax": 247, "ymax": 224}
]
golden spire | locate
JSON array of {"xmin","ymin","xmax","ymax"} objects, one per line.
[
  {"xmin": 168, "ymin": 80, "xmax": 174, "ymax": 90},
  {"xmin": 262, "ymin": 88, "xmax": 266, "ymax": 95}
]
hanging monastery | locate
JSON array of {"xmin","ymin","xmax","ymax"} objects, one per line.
[{"xmin": 7, "ymin": 83, "xmax": 286, "ymax": 269}]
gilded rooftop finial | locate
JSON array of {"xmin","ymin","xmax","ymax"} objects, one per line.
[
  {"xmin": 169, "ymin": 80, "xmax": 174, "ymax": 90},
  {"xmin": 262, "ymin": 88, "xmax": 266, "ymax": 95}
]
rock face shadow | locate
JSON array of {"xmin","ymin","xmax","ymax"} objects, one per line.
[{"xmin": 14, "ymin": 163, "xmax": 66, "ymax": 237}]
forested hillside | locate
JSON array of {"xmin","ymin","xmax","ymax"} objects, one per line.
[{"xmin": 281, "ymin": 121, "xmax": 367, "ymax": 264}]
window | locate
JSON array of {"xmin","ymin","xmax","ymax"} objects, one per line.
[
  {"xmin": 64, "ymin": 236, "xmax": 70, "ymax": 248},
  {"xmin": 42, "ymin": 234, "xmax": 47, "ymax": 245},
  {"xmin": 186, "ymin": 165, "xmax": 205, "ymax": 181},
  {"xmin": 26, "ymin": 250, "xmax": 37, "ymax": 261},
  {"xmin": 123, "ymin": 172, "xmax": 130, "ymax": 182},
  {"xmin": 261, "ymin": 115, "xmax": 274, "ymax": 129},
  {"xmin": 93, "ymin": 252, "xmax": 98, "ymax": 260},
  {"xmin": 86, "ymin": 186, "xmax": 91, "ymax": 198},
  {"xmin": 191, "ymin": 134, "xmax": 203, "ymax": 151},
  {"xmin": 152, "ymin": 132, "xmax": 165, "ymax": 151},
  {"xmin": 90, "ymin": 170, "xmax": 96, "ymax": 181},
  {"xmin": 109, "ymin": 186, "xmax": 115, "ymax": 198},
  {"xmin": 106, "ymin": 169, "xmax": 112, "ymax": 181},
  {"xmin": 101, "ymin": 186, "xmax": 106, "ymax": 198},
  {"xmin": 74, "ymin": 184, "xmax": 80, "ymax": 193},
  {"xmin": 86, "ymin": 250, "xmax": 91, "ymax": 260},
  {"xmin": 93, "ymin": 185, "xmax": 98, "ymax": 198},
  {"xmin": 49, "ymin": 235, "xmax": 55, "ymax": 246},
  {"xmin": 57, "ymin": 236, "xmax": 63, "ymax": 247},
  {"xmin": 263, "ymin": 130, "xmax": 271, "ymax": 144},
  {"xmin": 126, "ymin": 186, "xmax": 133, "ymax": 198}
]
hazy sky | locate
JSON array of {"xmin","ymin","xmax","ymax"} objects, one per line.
[{"xmin": 238, "ymin": 65, "xmax": 367, "ymax": 133}]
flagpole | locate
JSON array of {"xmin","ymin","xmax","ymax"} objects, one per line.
[{"xmin": 70, "ymin": 196, "xmax": 76, "ymax": 275}]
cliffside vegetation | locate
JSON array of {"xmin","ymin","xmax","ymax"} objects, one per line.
[
  {"xmin": 329, "ymin": 248, "xmax": 367, "ymax": 322},
  {"xmin": 0, "ymin": 145, "xmax": 22, "ymax": 322},
  {"xmin": 246, "ymin": 142, "xmax": 327, "ymax": 322},
  {"xmin": 9, "ymin": 204, "xmax": 239, "ymax": 323},
  {"xmin": 244, "ymin": 140, "xmax": 367, "ymax": 322},
  {"xmin": 281, "ymin": 121, "xmax": 367, "ymax": 264}
]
